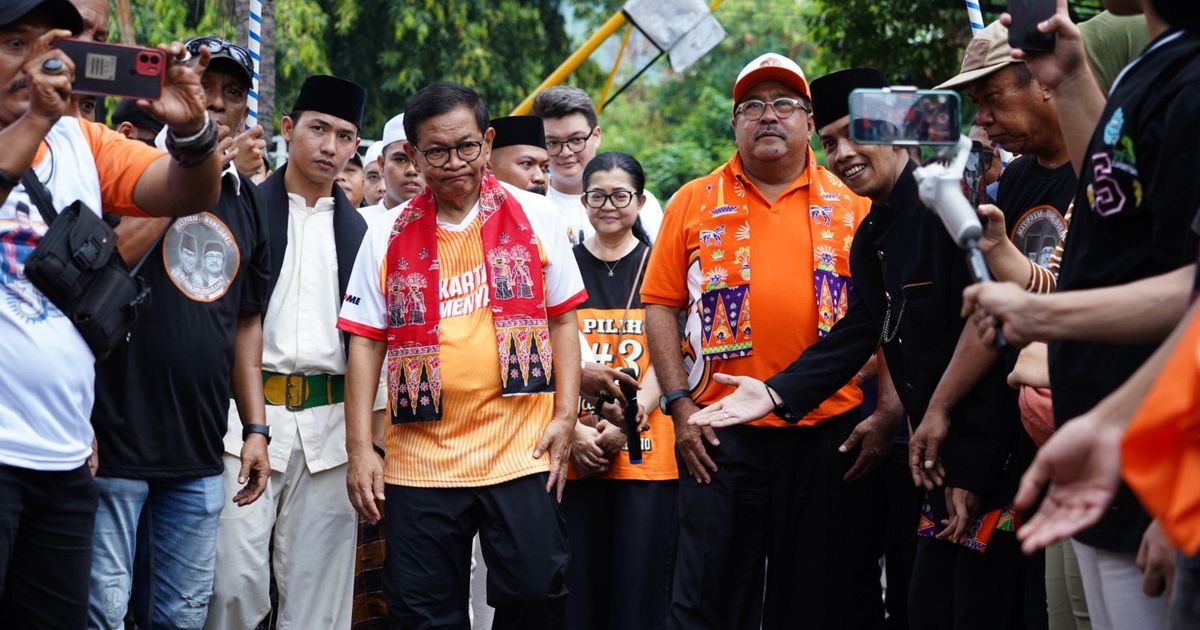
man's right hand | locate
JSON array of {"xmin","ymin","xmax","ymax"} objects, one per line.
[
  {"xmin": 580, "ymin": 362, "xmax": 639, "ymax": 405},
  {"xmin": 232, "ymin": 125, "xmax": 267, "ymax": 179},
  {"xmin": 976, "ymin": 204, "xmax": 1010, "ymax": 255},
  {"xmin": 23, "ymin": 30, "xmax": 77, "ymax": 126},
  {"xmin": 672, "ymin": 397, "xmax": 719, "ymax": 484},
  {"xmin": 910, "ymin": 408, "xmax": 949, "ymax": 490},
  {"xmin": 346, "ymin": 448, "xmax": 385, "ymax": 524}
]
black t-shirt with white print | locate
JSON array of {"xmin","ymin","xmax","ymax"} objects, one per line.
[
  {"xmin": 93, "ymin": 173, "xmax": 270, "ymax": 479},
  {"xmin": 1050, "ymin": 29, "xmax": 1200, "ymax": 553},
  {"xmin": 994, "ymin": 154, "xmax": 1075, "ymax": 269}
]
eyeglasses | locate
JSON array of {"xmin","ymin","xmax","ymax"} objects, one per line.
[
  {"xmin": 546, "ymin": 128, "xmax": 595, "ymax": 156},
  {"xmin": 734, "ymin": 97, "xmax": 810, "ymax": 121},
  {"xmin": 185, "ymin": 36, "xmax": 253, "ymax": 75},
  {"xmin": 416, "ymin": 141, "xmax": 485, "ymax": 167},
  {"xmin": 583, "ymin": 189, "xmax": 636, "ymax": 209}
]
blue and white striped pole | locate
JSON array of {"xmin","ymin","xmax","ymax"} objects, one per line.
[
  {"xmin": 246, "ymin": 0, "xmax": 262, "ymax": 130},
  {"xmin": 965, "ymin": 0, "xmax": 986, "ymax": 34}
]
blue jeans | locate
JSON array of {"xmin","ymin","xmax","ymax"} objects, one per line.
[{"xmin": 87, "ymin": 475, "xmax": 224, "ymax": 630}]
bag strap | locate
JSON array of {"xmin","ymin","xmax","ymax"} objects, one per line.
[
  {"xmin": 22, "ymin": 169, "xmax": 170, "ymax": 272},
  {"xmin": 614, "ymin": 244, "xmax": 651, "ymax": 350},
  {"xmin": 20, "ymin": 170, "xmax": 59, "ymax": 225}
]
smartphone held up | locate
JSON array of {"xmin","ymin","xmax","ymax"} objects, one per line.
[
  {"xmin": 52, "ymin": 39, "xmax": 165, "ymax": 101},
  {"xmin": 848, "ymin": 87, "xmax": 961, "ymax": 147},
  {"xmin": 1007, "ymin": 0, "xmax": 1057, "ymax": 52}
]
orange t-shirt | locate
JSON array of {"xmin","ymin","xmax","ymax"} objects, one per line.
[
  {"xmin": 1122, "ymin": 308, "xmax": 1200, "ymax": 555},
  {"xmin": 641, "ymin": 152, "xmax": 870, "ymax": 427}
]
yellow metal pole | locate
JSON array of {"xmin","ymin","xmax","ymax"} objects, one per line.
[
  {"xmin": 510, "ymin": 10, "xmax": 628, "ymax": 115},
  {"xmin": 597, "ymin": 24, "xmax": 635, "ymax": 114}
]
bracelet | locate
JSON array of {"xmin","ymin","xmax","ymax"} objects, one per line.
[
  {"xmin": 763, "ymin": 382, "xmax": 793, "ymax": 420},
  {"xmin": 168, "ymin": 112, "xmax": 212, "ymax": 146},
  {"xmin": 165, "ymin": 114, "xmax": 218, "ymax": 168},
  {"xmin": 0, "ymin": 167, "xmax": 20, "ymax": 189}
]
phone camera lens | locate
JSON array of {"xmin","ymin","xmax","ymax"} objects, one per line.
[{"xmin": 139, "ymin": 54, "xmax": 148, "ymax": 62}]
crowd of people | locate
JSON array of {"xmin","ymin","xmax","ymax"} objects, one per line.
[{"xmin": 0, "ymin": 0, "xmax": 1197, "ymax": 628}]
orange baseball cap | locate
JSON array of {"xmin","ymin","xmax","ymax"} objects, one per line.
[{"xmin": 733, "ymin": 53, "xmax": 811, "ymax": 103}]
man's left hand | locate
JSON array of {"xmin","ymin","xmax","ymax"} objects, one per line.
[
  {"xmin": 1137, "ymin": 520, "xmax": 1176, "ymax": 598},
  {"xmin": 534, "ymin": 416, "xmax": 574, "ymax": 502},
  {"xmin": 839, "ymin": 409, "xmax": 899, "ymax": 481},
  {"xmin": 142, "ymin": 42, "xmax": 209, "ymax": 136},
  {"xmin": 938, "ymin": 487, "xmax": 981, "ymax": 541},
  {"xmin": 233, "ymin": 434, "xmax": 270, "ymax": 506},
  {"xmin": 687, "ymin": 373, "xmax": 774, "ymax": 428}
]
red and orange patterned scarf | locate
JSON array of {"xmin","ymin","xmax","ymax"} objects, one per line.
[
  {"xmin": 697, "ymin": 151, "xmax": 858, "ymax": 360},
  {"xmin": 383, "ymin": 173, "xmax": 553, "ymax": 423}
]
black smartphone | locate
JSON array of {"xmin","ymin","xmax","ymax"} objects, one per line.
[
  {"xmin": 848, "ymin": 88, "xmax": 961, "ymax": 146},
  {"xmin": 53, "ymin": 39, "xmax": 165, "ymax": 101},
  {"xmin": 1008, "ymin": 0, "xmax": 1056, "ymax": 53}
]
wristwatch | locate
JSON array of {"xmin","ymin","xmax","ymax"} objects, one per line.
[
  {"xmin": 659, "ymin": 389, "xmax": 691, "ymax": 414},
  {"xmin": 242, "ymin": 424, "xmax": 272, "ymax": 444}
]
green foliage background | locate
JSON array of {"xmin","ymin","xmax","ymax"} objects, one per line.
[{"xmin": 113, "ymin": 0, "xmax": 1106, "ymax": 198}]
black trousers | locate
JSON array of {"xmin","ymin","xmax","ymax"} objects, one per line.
[
  {"xmin": 561, "ymin": 479, "xmax": 678, "ymax": 630},
  {"xmin": 908, "ymin": 531, "xmax": 1044, "ymax": 630},
  {"xmin": 667, "ymin": 412, "xmax": 875, "ymax": 630},
  {"xmin": 0, "ymin": 464, "xmax": 98, "ymax": 629},
  {"xmin": 383, "ymin": 473, "xmax": 569, "ymax": 630}
]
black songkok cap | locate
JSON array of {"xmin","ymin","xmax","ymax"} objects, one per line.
[
  {"xmin": 290, "ymin": 75, "xmax": 367, "ymax": 131},
  {"xmin": 490, "ymin": 116, "xmax": 547, "ymax": 150},
  {"xmin": 810, "ymin": 68, "xmax": 890, "ymax": 131}
]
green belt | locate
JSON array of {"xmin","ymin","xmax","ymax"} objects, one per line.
[{"xmin": 262, "ymin": 371, "xmax": 345, "ymax": 410}]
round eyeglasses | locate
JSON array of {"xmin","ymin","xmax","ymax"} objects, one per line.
[
  {"xmin": 734, "ymin": 97, "xmax": 810, "ymax": 121},
  {"xmin": 417, "ymin": 141, "xmax": 485, "ymax": 167}
]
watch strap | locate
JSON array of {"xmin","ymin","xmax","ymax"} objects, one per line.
[{"xmin": 243, "ymin": 423, "xmax": 271, "ymax": 444}]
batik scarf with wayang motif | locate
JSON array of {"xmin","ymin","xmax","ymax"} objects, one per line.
[{"xmin": 383, "ymin": 173, "xmax": 553, "ymax": 423}]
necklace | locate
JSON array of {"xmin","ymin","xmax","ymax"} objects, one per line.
[{"xmin": 602, "ymin": 258, "xmax": 619, "ymax": 277}]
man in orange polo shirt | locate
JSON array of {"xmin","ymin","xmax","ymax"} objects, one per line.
[{"xmin": 641, "ymin": 53, "xmax": 871, "ymax": 629}]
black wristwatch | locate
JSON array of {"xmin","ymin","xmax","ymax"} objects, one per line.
[
  {"xmin": 242, "ymin": 424, "xmax": 272, "ymax": 444},
  {"xmin": 659, "ymin": 389, "xmax": 691, "ymax": 414}
]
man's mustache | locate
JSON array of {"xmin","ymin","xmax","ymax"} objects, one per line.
[
  {"xmin": 8, "ymin": 77, "xmax": 28, "ymax": 94},
  {"xmin": 754, "ymin": 126, "xmax": 786, "ymax": 140}
]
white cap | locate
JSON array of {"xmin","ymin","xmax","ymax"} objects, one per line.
[
  {"xmin": 381, "ymin": 113, "xmax": 406, "ymax": 152},
  {"xmin": 363, "ymin": 140, "xmax": 384, "ymax": 166},
  {"xmin": 733, "ymin": 52, "xmax": 810, "ymax": 103}
]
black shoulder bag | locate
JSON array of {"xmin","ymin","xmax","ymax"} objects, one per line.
[{"xmin": 21, "ymin": 171, "xmax": 162, "ymax": 361}]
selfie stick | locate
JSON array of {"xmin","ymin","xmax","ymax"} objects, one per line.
[
  {"xmin": 246, "ymin": 0, "xmax": 262, "ymax": 130},
  {"xmin": 913, "ymin": 135, "xmax": 1007, "ymax": 348}
]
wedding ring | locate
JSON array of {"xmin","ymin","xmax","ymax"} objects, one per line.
[{"xmin": 41, "ymin": 58, "xmax": 65, "ymax": 74}]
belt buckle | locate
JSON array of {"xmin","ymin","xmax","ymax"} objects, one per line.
[{"xmin": 285, "ymin": 372, "xmax": 308, "ymax": 412}]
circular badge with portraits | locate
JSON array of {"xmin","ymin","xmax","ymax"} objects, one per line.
[{"xmin": 162, "ymin": 213, "xmax": 240, "ymax": 302}]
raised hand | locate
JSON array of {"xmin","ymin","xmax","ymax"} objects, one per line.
[{"xmin": 141, "ymin": 42, "xmax": 209, "ymax": 136}]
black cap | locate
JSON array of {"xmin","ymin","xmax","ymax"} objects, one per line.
[
  {"xmin": 184, "ymin": 36, "xmax": 253, "ymax": 86},
  {"xmin": 810, "ymin": 68, "xmax": 890, "ymax": 131},
  {"xmin": 0, "ymin": 0, "xmax": 84, "ymax": 34},
  {"xmin": 490, "ymin": 115, "xmax": 546, "ymax": 150},
  {"xmin": 111, "ymin": 99, "xmax": 164, "ymax": 135},
  {"xmin": 290, "ymin": 75, "xmax": 366, "ymax": 131}
]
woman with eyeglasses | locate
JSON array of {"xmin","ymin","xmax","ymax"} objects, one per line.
[{"xmin": 564, "ymin": 152, "xmax": 677, "ymax": 630}]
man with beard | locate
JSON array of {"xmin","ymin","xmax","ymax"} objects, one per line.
[{"xmin": 488, "ymin": 115, "xmax": 549, "ymax": 195}]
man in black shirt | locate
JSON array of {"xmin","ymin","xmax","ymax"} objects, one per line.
[
  {"xmin": 965, "ymin": 1, "xmax": 1200, "ymax": 627},
  {"xmin": 691, "ymin": 68, "xmax": 1036, "ymax": 629},
  {"xmin": 87, "ymin": 37, "xmax": 271, "ymax": 630}
]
